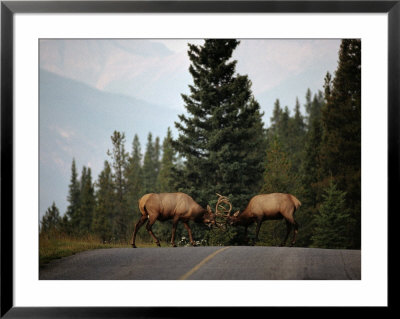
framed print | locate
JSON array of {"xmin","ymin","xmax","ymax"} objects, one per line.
[{"xmin": 1, "ymin": 0, "xmax": 396, "ymax": 317}]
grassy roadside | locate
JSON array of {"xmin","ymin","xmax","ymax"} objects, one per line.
[{"xmin": 39, "ymin": 233, "xmax": 155, "ymax": 268}]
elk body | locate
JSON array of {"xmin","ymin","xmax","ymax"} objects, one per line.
[
  {"xmin": 218, "ymin": 193, "xmax": 301, "ymax": 246},
  {"xmin": 130, "ymin": 192, "xmax": 216, "ymax": 248}
]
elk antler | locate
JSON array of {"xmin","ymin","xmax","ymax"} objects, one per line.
[{"xmin": 215, "ymin": 193, "xmax": 232, "ymax": 217}]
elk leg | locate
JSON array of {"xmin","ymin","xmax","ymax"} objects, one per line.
[
  {"xmin": 131, "ymin": 215, "xmax": 148, "ymax": 248},
  {"xmin": 280, "ymin": 220, "xmax": 292, "ymax": 247},
  {"xmin": 255, "ymin": 220, "xmax": 262, "ymax": 243},
  {"xmin": 183, "ymin": 222, "xmax": 196, "ymax": 246},
  {"xmin": 170, "ymin": 220, "xmax": 179, "ymax": 247},
  {"xmin": 146, "ymin": 218, "xmax": 161, "ymax": 247},
  {"xmin": 290, "ymin": 221, "xmax": 299, "ymax": 247}
]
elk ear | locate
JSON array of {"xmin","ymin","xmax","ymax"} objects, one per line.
[
  {"xmin": 233, "ymin": 210, "xmax": 240, "ymax": 217},
  {"xmin": 207, "ymin": 205, "xmax": 212, "ymax": 213}
]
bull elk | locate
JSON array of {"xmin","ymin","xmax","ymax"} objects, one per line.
[
  {"xmin": 217, "ymin": 193, "xmax": 301, "ymax": 246},
  {"xmin": 130, "ymin": 192, "xmax": 217, "ymax": 248}
]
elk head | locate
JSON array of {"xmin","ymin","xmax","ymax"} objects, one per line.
[
  {"xmin": 227, "ymin": 210, "xmax": 241, "ymax": 226},
  {"xmin": 202, "ymin": 205, "xmax": 216, "ymax": 228},
  {"xmin": 213, "ymin": 193, "xmax": 235, "ymax": 229},
  {"xmin": 213, "ymin": 193, "xmax": 243, "ymax": 226}
]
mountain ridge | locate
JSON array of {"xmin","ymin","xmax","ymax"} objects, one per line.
[{"xmin": 39, "ymin": 69, "xmax": 181, "ymax": 219}]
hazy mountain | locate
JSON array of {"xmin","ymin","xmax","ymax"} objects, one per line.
[
  {"xmin": 39, "ymin": 69, "xmax": 181, "ymax": 219},
  {"xmin": 39, "ymin": 39, "xmax": 340, "ymax": 127},
  {"xmin": 40, "ymin": 39, "xmax": 191, "ymax": 109}
]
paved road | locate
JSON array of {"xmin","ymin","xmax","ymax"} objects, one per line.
[{"xmin": 39, "ymin": 246, "xmax": 361, "ymax": 280}]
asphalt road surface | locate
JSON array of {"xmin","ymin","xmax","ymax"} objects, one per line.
[{"xmin": 39, "ymin": 246, "xmax": 361, "ymax": 280}]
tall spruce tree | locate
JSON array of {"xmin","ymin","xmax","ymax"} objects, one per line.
[
  {"xmin": 92, "ymin": 161, "xmax": 114, "ymax": 242},
  {"xmin": 308, "ymin": 90, "xmax": 324, "ymax": 126},
  {"xmin": 260, "ymin": 137, "xmax": 299, "ymax": 195},
  {"xmin": 108, "ymin": 131, "xmax": 129, "ymax": 200},
  {"xmin": 267, "ymin": 97, "xmax": 306, "ymax": 177},
  {"xmin": 79, "ymin": 166, "xmax": 95, "ymax": 234},
  {"xmin": 304, "ymin": 88, "xmax": 313, "ymax": 124},
  {"xmin": 59, "ymin": 214, "xmax": 71, "ymax": 234},
  {"xmin": 40, "ymin": 202, "xmax": 61, "ymax": 234},
  {"xmin": 269, "ymin": 99, "xmax": 282, "ymax": 134},
  {"xmin": 298, "ymin": 90, "xmax": 325, "ymax": 246},
  {"xmin": 320, "ymin": 39, "xmax": 361, "ymax": 248},
  {"xmin": 153, "ymin": 136, "xmax": 161, "ymax": 184},
  {"xmin": 107, "ymin": 131, "xmax": 130, "ymax": 241},
  {"xmin": 288, "ymin": 98, "xmax": 306, "ymax": 173},
  {"xmin": 293, "ymin": 98, "xmax": 305, "ymax": 134},
  {"xmin": 126, "ymin": 134, "xmax": 144, "ymax": 219},
  {"xmin": 158, "ymin": 127, "xmax": 177, "ymax": 193},
  {"xmin": 302, "ymin": 90, "xmax": 325, "ymax": 208},
  {"xmin": 142, "ymin": 133, "xmax": 160, "ymax": 194},
  {"xmin": 173, "ymin": 39, "xmax": 266, "ymax": 212},
  {"xmin": 66, "ymin": 158, "xmax": 81, "ymax": 232},
  {"xmin": 268, "ymin": 99, "xmax": 304, "ymax": 158},
  {"xmin": 311, "ymin": 179, "xmax": 354, "ymax": 249}
]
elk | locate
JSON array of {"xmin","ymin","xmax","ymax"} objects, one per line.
[
  {"xmin": 130, "ymin": 192, "xmax": 217, "ymax": 248},
  {"xmin": 217, "ymin": 193, "xmax": 301, "ymax": 246}
]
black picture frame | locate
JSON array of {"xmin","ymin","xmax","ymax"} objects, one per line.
[{"xmin": 1, "ymin": 0, "xmax": 396, "ymax": 317}]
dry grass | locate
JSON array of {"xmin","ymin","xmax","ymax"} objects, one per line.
[{"xmin": 39, "ymin": 232, "xmax": 154, "ymax": 268}]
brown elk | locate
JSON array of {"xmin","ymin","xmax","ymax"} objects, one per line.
[
  {"xmin": 130, "ymin": 192, "xmax": 217, "ymax": 248},
  {"xmin": 217, "ymin": 193, "xmax": 301, "ymax": 246}
]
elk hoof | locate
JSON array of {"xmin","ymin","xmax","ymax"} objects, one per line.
[
  {"xmin": 191, "ymin": 243, "xmax": 197, "ymax": 247},
  {"xmin": 156, "ymin": 242, "xmax": 161, "ymax": 247},
  {"xmin": 171, "ymin": 244, "xmax": 177, "ymax": 247},
  {"xmin": 131, "ymin": 244, "xmax": 137, "ymax": 248}
]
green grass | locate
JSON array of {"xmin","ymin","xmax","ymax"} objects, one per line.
[{"xmin": 39, "ymin": 233, "xmax": 155, "ymax": 268}]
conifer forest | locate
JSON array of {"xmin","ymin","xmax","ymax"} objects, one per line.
[{"xmin": 41, "ymin": 39, "xmax": 361, "ymax": 249}]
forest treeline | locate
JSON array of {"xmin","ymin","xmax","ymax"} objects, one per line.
[{"xmin": 41, "ymin": 39, "xmax": 361, "ymax": 249}]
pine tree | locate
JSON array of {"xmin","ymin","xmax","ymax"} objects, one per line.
[
  {"xmin": 173, "ymin": 39, "xmax": 266, "ymax": 210},
  {"xmin": 92, "ymin": 161, "xmax": 114, "ymax": 243},
  {"xmin": 280, "ymin": 106, "xmax": 290, "ymax": 143},
  {"xmin": 80, "ymin": 166, "xmax": 87, "ymax": 195},
  {"xmin": 66, "ymin": 158, "xmax": 81, "ymax": 233},
  {"xmin": 125, "ymin": 134, "xmax": 144, "ymax": 219},
  {"xmin": 302, "ymin": 91, "xmax": 325, "ymax": 205},
  {"xmin": 261, "ymin": 137, "xmax": 295, "ymax": 194},
  {"xmin": 158, "ymin": 127, "xmax": 177, "ymax": 193},
  {"xmin": 320, "ymin": 39, "xmax": 361, "ymax": 248},
  {"xmin": 308, "ymin": 90, "xmax": 324, "ymax": 126},
  {"xmin": 311, "ymin": 179, "xmax": 354, "ymax": 249},
  {"xmin": 40, "ymin": 202, "xmax": 61, "ymax": 234},
  {"xmin": 298, "ymin": 90, "xmax": 325, "ymax": 247},
  {"xmin": 107, "ymin": 131, "xmax": 130, "ymax": 241},
  {"xmin": 108, "ymin": 131, "xmax": 129, "ymax": 201},
  {"xmin": 293, "ymin": 97, "xmax": 305, "ymax": 133},
  {"xmin": 304, "ymin": 88, "xmax": 313, "ymax": 124},
  {"xmin": 270, "ymin": 99, "xmax": 282, "ymax": 133},
  {"xmin": 59, "ymin": 214, "xmax": 71, "ymax": 234},
  {"xmin": 287, "ymin": 98, "xmax": 306, "ymax": 172},
  {"xmin": 172, "ymin": 39, "xmax": 266, "ymax": 245},
  {"xmin": 79, "ymin": 166, "xmax": 95, "ymax": 234},
  {"xmin": 268, "ymin": 99, "xmax": 305, "ymax": 168},
  {"xmin": 142, "ymin": 133, "xmax": 159, "ymax": 194},
  {"xmin": 153, "ymin": 136, "xmax": 161, "ymax": 183}
]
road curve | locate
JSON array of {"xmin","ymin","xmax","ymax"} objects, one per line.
[{"xmin": 39, "ymin": 246, "xmax": 361, "ymax": 280}]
